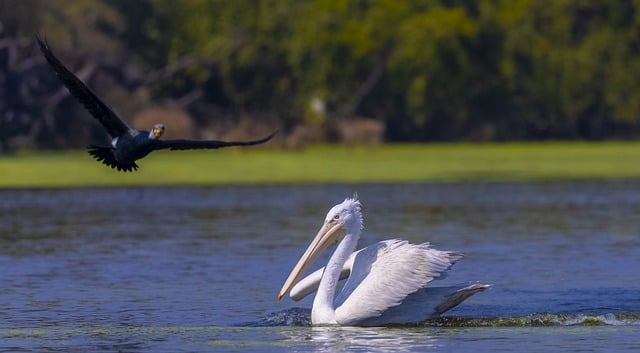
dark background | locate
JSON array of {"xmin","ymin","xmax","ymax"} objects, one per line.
[{"xmin": 2, "ymin": 0, "xmax": 640, "ymax": 151}]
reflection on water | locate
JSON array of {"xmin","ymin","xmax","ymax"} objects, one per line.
[
  {"xmin": 1, "ymin": 181, "xmax": 640, "ymax": 352},
  {"xmin": 302, "ymin": 326, "xmax": 440, "ymax": 353}
]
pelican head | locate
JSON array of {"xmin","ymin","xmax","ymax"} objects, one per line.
[
  {"xmin": 150, "ymin": 124, "xmax": 165, "ymax": 139},
  {"xmin": 278, "ymin": 196, "xmax": 363, "ymax": 300},
  {"xmin": 325, "ymin": 197, "xmax": 363, "ymax": 231}
]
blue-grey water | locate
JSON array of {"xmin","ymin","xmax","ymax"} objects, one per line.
[{"xmin": 1, "ymin": 182, "xmax": 639, "ymax": 352}]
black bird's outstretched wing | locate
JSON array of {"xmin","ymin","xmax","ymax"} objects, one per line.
[
  {"xmin": 36, "ymin": 35, "xmax": 131, "ymax": 138},
  {"xmin": 152, "ymin": 130, "xmax": 278, "ymax": 151}
]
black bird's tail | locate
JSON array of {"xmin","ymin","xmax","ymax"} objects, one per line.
[{"xmin": 87, "ymin": 146, "xmax": 138, "ymax": 172}]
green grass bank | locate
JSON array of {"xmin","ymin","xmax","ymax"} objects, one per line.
[{"xmin": 1, "ymin": 142, "xmax": 639, "ymax": 187}]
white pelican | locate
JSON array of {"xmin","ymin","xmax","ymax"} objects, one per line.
[{"xmin": 278, "ymin": 196, "xmax": 489, "ymax": 326}]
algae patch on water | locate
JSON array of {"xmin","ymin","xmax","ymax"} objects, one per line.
[{"xmin": 417, "ymin": 312, "xmax": 640, "ymax": 327}]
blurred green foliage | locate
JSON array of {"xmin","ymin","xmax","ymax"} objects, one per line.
[{"xmin": 3, "ymin": 0, "xmax": 640, "ymax": 144}]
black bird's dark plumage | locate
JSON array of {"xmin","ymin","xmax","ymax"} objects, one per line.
[
  {"xmin": 88, "ymin": 145, "xmax": 139, "ymax": 172},
  {"xmin": 36, "ymin": 35, "xmax": 277, "ymax": 172}
]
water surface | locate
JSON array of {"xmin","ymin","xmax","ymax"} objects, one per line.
[{"xmin": 1, "ymin": 182, "xmax": 639, "ymax": 352}]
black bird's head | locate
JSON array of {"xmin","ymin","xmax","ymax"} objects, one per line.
[{"xmin": 150, "ymin": 124, "xmax": 165, "ymax": 139}]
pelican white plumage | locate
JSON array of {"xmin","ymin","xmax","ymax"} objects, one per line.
[{"xmin": 278, "ymin": 196, "xmax": 489, "ymax": 326}]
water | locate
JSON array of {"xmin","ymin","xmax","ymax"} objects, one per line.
[{"xmin": 1, "ymin": 182, "xmax": 639, "ymax": 352}]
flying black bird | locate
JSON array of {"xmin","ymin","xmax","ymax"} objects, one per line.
[{"xmin": 37, "ymin": 36, "xmax": 277, "ymax": 172}]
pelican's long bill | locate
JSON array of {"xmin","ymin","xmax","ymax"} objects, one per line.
[{"xmin": 278, "ymin": 221, "xmax": 346, "ymax": 300}]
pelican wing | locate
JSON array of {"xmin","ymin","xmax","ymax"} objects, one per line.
[
  {"xmin": 357, "ymin": 283, "xmax": 490, "ymax": 326},
  {"xmin": 36, "ymin": 36, "xmax": 131, "ymax": 138},
  {"xmin": 152, "ymin": 130, "xmax": 278, "ymax": 151},
  {"xmin": 333, "ymin": 239, "xmax": 462, "ymax": 325}
]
